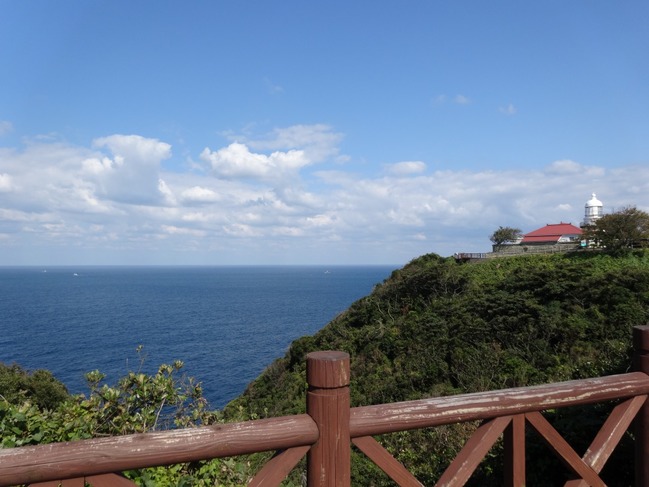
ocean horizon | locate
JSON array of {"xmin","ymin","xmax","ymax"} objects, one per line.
[{"xmin": 0, "ymin": 265, "xmax": 395, "ymax": 408}]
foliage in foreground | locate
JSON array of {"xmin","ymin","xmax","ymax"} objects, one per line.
[{"xmin": 0, "ymin": 357, "xmax": 261, "ymax": 486}]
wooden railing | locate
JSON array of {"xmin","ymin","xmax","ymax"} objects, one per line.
[{"xmin": 3, "ymin": 326, "xmax": 649, "ymax": 486}]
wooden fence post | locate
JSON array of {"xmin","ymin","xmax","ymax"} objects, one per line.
[
  {"xmin": 306, "ymin": 351, "xmax": 351, "ymax": 487},
  {"xmin": 633, "ymin": 325, "xmax": 649, "ymax": 487}
]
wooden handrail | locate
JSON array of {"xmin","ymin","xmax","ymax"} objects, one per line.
[
  {"xmin": 2, "ymin": 325, "xmax": 649, "ymax": 486},
  {"xmin": 0, "ymin": 415, "xmax": 318, "ymax": 486},
  {"xmin": 349, "ymin": 372, "xmax": 649, "ymax": 437},
  {"xmin": 3, "ymin": 375, "xmax": 648, "ymax": 486}
]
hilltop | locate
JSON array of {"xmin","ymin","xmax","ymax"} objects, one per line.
[{"xmin": 227, "ymin": 250, "xmax": 649, "ymax": 485}]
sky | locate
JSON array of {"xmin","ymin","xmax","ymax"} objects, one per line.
[{"xmin": 0, "ymin": 1, "xmax": 648, "ymax": 266}]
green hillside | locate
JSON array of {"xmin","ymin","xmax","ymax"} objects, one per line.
[
  {"xmin": 227, "ymin": 250, "xmax": 649, "ymax": 485},
  {"xmin": 3, "ymin": 250, "xmax": 648, "ymax": 485}
]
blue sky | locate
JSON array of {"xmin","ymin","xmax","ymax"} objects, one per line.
[{"xmin": 1, "ymin": 1, "xmax": 647, "ymax": 265}]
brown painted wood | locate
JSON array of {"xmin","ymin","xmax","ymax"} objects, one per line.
[
  {"xmin": 564, "ymin": 395, "xmax": 646, "ymax": 487},
  {"xmin": 306, "ymin": 351, "xmax": 350, "ymax": 388},
  {"xmin": 350, "ymin": 372, "xmax": 649, "ymax": 438},
  {"xmin": 29, "ymin": 474, "xmax": 136, "ymax": 486},
  {"xmin": 89, "ymin": 474, "xmax": 139, "ymax": 486},
  {"xmin": 634, "ymin": 325, "xmax": 649, "ymax": 487},
  {"xmin": 6, "ymin": 371, "xmax": 647, "ymax": 486},
  {"xmin": 0, "ymin": 415, "xmax": 318, "ymax": 486},
  {"xmin": 5, "ymin": 333, "xmax": 649, "ymax": 487},
  {"xmin": 248, "ymin": 445, "xmax": 310, "ymax": 487},
  {"xmin": 352, "ymin": 436, "xmax": 423, "ymax": 487},
  {"xmin": 29, "ymin": 479, "xmax": 84, "ymax": 487},
  {"xmin": 306, "ymin": 351, "xmax": 350, "ymax": 487},
  {"xmin": 504, "ymin": 414, "xmax": 525, "ymax": 487},
  {"xmin": 436, "ymin": 416, "xmax": 511, "ymax": 487},
  {"xmin": 526, "ymin": 412, "xmax": 605, "ymax": 487},
  {"xmin": 634, "ymin": 325, "xmax": 649, "ymax": 352}
]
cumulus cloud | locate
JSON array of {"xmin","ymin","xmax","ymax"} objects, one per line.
[
  {"xmin": 90, "ymin": 135, "xmax": 172, "ymax": 204},
  {"xmin": 0, "ymin": 128, "xmax": 646, "ymax": 265},
  {"xmin": 200, "ymin": 142, "xmax": 309, "ymax": 181},
  {"xmin": 93, "ymin": 135, "xmax": 172, "ymax": 164},
  {"xmin": 158, "ymin": 179, "xmax": 177, "ymax": 206},
  {"xmin": 181, "ymin": 186, "xmax": 221, "ymax": 204},
  {"xmin": 226, "ymin": 124, "xmax": 344, "ymax": 163}
]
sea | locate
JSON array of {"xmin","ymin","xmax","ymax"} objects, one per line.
[{"xmin": 0, "ymin": 265, "xmax": 395, "ymax": 409}]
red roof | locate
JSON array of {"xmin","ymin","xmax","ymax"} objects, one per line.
[{"xmin": 521, "ymin": 223, "xmax": 582, "ymax": 243}]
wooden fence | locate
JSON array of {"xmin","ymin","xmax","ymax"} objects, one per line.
[{"xmin": 3, "ymin": 325, "xmax": 649, "ymax": 486}]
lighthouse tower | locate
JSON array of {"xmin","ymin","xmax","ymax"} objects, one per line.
[{"xmin": 581, "ymin": 193, "xmax": 603, "ymax": 227}]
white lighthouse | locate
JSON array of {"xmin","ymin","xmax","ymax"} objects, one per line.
[{"xmin": 581, "ymin": 193, "xmax": 603, "ymax": 227}]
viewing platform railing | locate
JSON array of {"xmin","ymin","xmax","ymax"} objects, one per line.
[{"xmin": 3, "ymin": 325, "xmax": 649, "ymax": 486}]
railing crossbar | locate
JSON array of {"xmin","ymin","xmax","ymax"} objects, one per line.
[{"xmin": 350, "ymin": 372, "xmax": 649, "ymax": 437}]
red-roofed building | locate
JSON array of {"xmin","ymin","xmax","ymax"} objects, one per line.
[{"xmin": 521, "ymin": 223, "xmax": 583, "ymax": 244}]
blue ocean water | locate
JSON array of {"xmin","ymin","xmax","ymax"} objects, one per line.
[{"xmin": 0, "ymin": 266, "xmax": 394, "ymax": 408}]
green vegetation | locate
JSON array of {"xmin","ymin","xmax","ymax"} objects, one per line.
[
  {"xmin": 489, "ymin": 225, "xmax": 522, "ymax": 249},
  {"xmin": 0, "ymin": 363, "xmax": 69, "ymax": 410},
  {"xmin": 0, "ymin": 356, "xmax": 260, "ymax": 486},
  {"xmin": 583, "ymin": 206, "xmax": 649, "ymax": 252},
  {"xmin": 2, "ymin": 250, "xmax": 649, "ymax": 485},
  {"xmin": 228, "ymin": 249, "xmax": 649, "ymax": 485}
]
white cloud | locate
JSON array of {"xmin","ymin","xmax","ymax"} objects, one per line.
[
  {"xmin": 546, "ymin": 159, "xmax": 604, "ymax": 177},
  {"xmin": 547, "ymin": 159, "xmax": 581, "ymax": 174},
  {"xmin": 181, "ymin": 186, "xmax": 221, "ymax": 203},
  {"xmin": 227, "ymin": 124, "xmax": 344, "ymax": 163},
  {"xmin": 93, "ymin": 135, "xmax": 171, "ymax": 164},
  {"xmin": 385, "ymin": 161, "xmax": 427, "ymax": 176},
  {"xmin": 0, "ymin": 129, "xmax": 646, "ymax": 265},
  {"xmin": 201, "ymin": 142, "xmax": 309, "ymax": 181},
  {"xmin": 90, "ymin": 135, "xmax": 172, "ymax": 204},
  {"xmin": 223, "ymin": 223, "xmax": 261, "ymax": 237},
  {"xmin": 158, "ymin": 179, "xmax": 177, "ymax": 206},
  {"xmin": 182, "ymin": 212, "xmax": 210, "ymax": 223},
  {"xmin": 0, "ymin": 173, "xmax": 13, "ymax": 192},
  {"xmin": 82, "ymin": 156, "xmax": 114, "ymax": 175},
  {"xmin": 161, "ymin": 225, "xmax": 206, "ymax": 237},
  {"xmin": 306, "ymin": 214, "xmax": 336, "ymax": 227},
  {"xmin": 454, "ymin": 94, "xmax": 471, "ymax": 105}
]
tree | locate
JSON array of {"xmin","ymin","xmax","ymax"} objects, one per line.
[
  {"xmin": 584, "ymin": 206, "xmax": 649, "ymax": 252},
  {"xmin": 489, "ymin": 226, "xmax": 522, "ymax": 249},
  {"xmin": 0, "ymin": 363, "xmax": 69, "ymax": 410}
]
